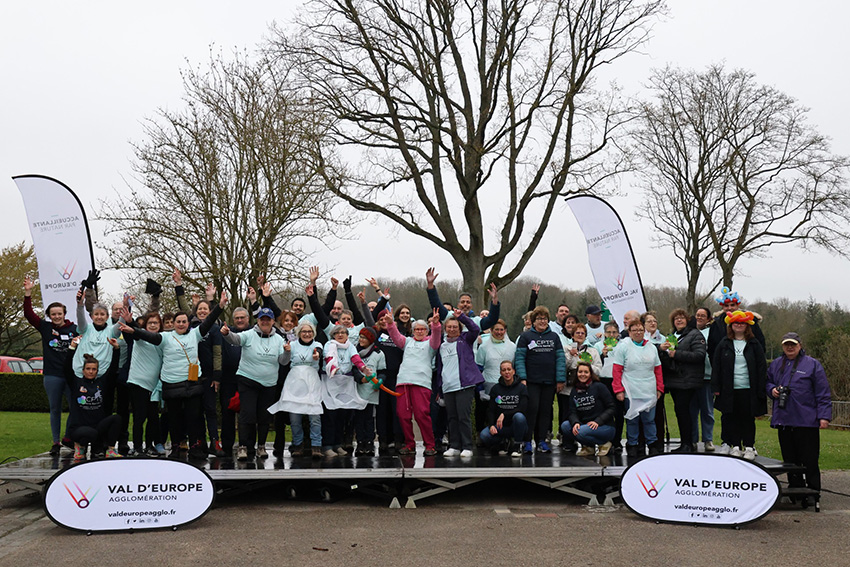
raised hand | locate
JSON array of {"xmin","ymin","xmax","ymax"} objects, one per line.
[
  {"xmin": 305, "ymin": 284, "xmax": 314, "ymax": 297},
  {"xmin": 120, "ymin": 306, "xmax": 132, "ymax": 322},
  {"xmin": 246, "ymin": 286, "xmax": 257, "ymax": 303},
  {"xmin": 23, "ymin": 276, "xmax": 34, "ymax": 296},
  {"xmin": 191, "ymin": 293, "xmax": 200, "ymax": 308},
  {"xmin": 119, "ymin": 322, "xmax": 135, "ymax": 334},
  {"xmin": 453, "ymin": 308, "xmax": 463, "ymax": 319},
  {"xmin": 425, "ymin": 267, "xmax": 438, "ymax": 288},
  {"xmin": 205, "ymin": 283, "xmax": 216, "ymax": 301},
  {"xmin": 261, "ymin": 282, "xmax": 272, "ymax": 297},
  {"xmin": 343, "ymin": 275, "xmax": 352, "ymax": 292},
  {"xmin": 357, "ymin": 289, "xmax": 366, "ymax": 302},
  {"xmin": 531, "ymin": 283, "xmax": 540, "ymax": 293},
  {"xmin": 309, "ymin": 266, "xmax": 320, "ymax": 285},
  {"xmin": 257, "ymin": 274, "xmax": 265, "ymax": 287},
  {"xmin": 330, "ymin": 277, "xmax": 339, "ymax": 290},
  {"xmin": 76, "ymin": 288, "xmax": 84, "ymax": 306},
  {"xmin": 172, "ymin": 268, "xmax": 183, "ymax": 286},
  {"xmin": 382, "ymin": 287, "xmax": 391, "ymax": 299},
  {"xmin": 108, "ymin": 337, "xmax": 120, "ymax": 349},
  {"xmin": 220, "ymin": 322, "xmax": 230, "ymax": 336},
  {"xmin": 366, "ymin": 277, "xmax": 380, "ymax": 291},
  {"xmin": 218, "ymin": 290, "xmax": 228, "ymax": 309},
  {"xmin": 487, "ymin": 282, "xmax": 498, "ymax": 303}
]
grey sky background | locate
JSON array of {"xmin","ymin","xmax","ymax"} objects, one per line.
[{"xmin": 2, "ymin": 1, "xmax": 848, "ymax": 307}]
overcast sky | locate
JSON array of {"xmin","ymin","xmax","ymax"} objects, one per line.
[{"xmin": 2, "ymin": 1, "xmax": 848, "ymax": 307}]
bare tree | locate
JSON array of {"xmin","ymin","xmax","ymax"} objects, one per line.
[
  {"xmin": 635, "ymin": 65, "xmax": 850, "ymax": 311},
  {"xmin": 273, "ymin": 0, "xmax": 665, "ymax": 306},
  {"xmin": 100, "ymin": 51, "xmax": 334, "ymax": 308}
]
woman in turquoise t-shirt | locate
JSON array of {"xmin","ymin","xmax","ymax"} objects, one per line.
[{"xmin": 131, "ymin": 291, "xmax": 225, "ymax": 459}]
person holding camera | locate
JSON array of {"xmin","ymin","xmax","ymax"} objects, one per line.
[{"xmin": 767, "ymin": 332, "xmax": 832, "ymax": 493}]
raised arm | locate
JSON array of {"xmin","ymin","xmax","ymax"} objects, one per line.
[
  {"xmin": 478, "ymin": 283, "xmax": 500, "ymax": 331},
  {"xmin": 425, "ymin": 267, "xmax": 449, "ymax": 320},
  {"xmin": 22, "ymin": 276, "xmax": 42, "ymax": 328},
  {"xmin": 343, "ymin": 277, "xmax": 364, "ymax": 326},
  {"xmin": 75, "ymin": 289, "xmax": 88, "ymax": 333},
  {"xmin": 198, "ymin": 292, "xmax": 226, "ymax": 336},
  {"xmin": 527, "ymin": 283, "xmax": 539, "ymax": 312},
  {"xmin": 306, "ymin": 285, "xmax": 331, "ymax": 331}
]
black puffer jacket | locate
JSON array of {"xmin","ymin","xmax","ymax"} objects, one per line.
[{"xmin": 659, "ymin": 325, "xmax": 707, "ymax": 390}]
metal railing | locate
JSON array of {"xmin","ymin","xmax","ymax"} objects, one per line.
[{"xmin": 831, "ymin": 401, "xmax": 850, "ymax": 428}]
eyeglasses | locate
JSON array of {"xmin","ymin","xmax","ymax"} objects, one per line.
[{"xmin": 629, "ymin": 328, "xmax": 645, "ymax": 333}]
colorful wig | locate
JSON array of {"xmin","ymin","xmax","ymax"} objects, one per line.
[{"xmin": 724, "ymin": 310, "xmax": 755, "ymax": 326}]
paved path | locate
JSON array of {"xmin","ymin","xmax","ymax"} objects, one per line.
[{"xmin": 2, "ymin": 472, "xmax": 849, "ymax": 566}]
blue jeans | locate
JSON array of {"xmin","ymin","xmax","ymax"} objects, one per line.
[
  {"xmin": 560, "ymin": 422, "xmax": 616, "ymax": 446},
  {"xmin": 43, "ymin": 374, "xmax": 73, "ymax": 443},
  {"xmin": 690, "ymin": 381, "xmax": 715, "ymax": 444},
  {"xmin": 625, "ymin": 399, "xmax": 657, "ymax": 446},
  {"xmin": 290, "ymin": 413, "xmax": 322, "ymax": 447},
  {"xmin": 479, "ymin": 413, "xmax": 528, "ymax": 446}
]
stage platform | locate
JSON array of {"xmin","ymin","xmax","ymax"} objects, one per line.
[{"xmin": 0, "ymin": 442, "xmax": 804, "ymax": 509}]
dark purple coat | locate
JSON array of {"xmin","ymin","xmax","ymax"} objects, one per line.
[
  {"xmin": 434, "ymin": 312, "xmax": 484, "ymax": 393},
  {"xmin": 767, "ymin": 351, "xmax": 832, "ymax": 428}
]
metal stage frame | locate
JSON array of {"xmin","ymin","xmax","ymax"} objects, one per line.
[{"xmin": 0, "ymin": 443, "xmax": 802, "ymax": 509}]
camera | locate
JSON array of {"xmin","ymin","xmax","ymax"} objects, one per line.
[{"xmin": 776, "ymin": 386, "xmax": 791, "ymax": 410}]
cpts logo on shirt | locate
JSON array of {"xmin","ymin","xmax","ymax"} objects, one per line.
[{"xmin": 44, "ymin": 459, "xmax": 215, "ymax": 532}]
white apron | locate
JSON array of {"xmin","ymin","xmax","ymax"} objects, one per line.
[
  {"xmin": 621, "ymin": 342, "xmax": 659, "ymax": 420},
  {"xmin": 322, "ymin": 373, "xmax": 368, "ymax": 410},
  {"xmin": 268, "ymin": 365, "xmax": 323, "ymax": 415}
]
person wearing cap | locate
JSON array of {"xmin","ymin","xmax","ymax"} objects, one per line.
[
  {"xmin": 585, "ymin": 305, "xmax": 604, "ymax": 346},
  {"xmin": 767, "ymin": 332, "xmax": 832, "ymax": 495},
  {"xmin": 707, "ymin": 287, "xmax": 765, "ymax": 359},
  {"xmin": 353, "ymin": 326, "xmax": 387, "ymax": 455},
  {"xmin": 710, "ymin": 310, "xmax": 767, "ymax": 460},
  {"xmin": 221, "ymin": 306, "xmax": 289, "ymax": 461}
]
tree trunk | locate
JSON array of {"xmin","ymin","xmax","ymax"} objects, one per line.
[{"xmin": 459, "ymin": 252, "xmax": 486, "ymax": 313}]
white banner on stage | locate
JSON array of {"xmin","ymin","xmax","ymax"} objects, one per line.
[
  {"xmin": 44, "ymin": 459, "xmax": 215, "ymax": 532},
  {"xmin": 12, "ymin": 175, "xmax": 95, "ymax": 313},
  {"xmin": 620, "ymin": 453, "xmax": 780, "ymax": 526},
  {"xmin": 566, "ymin": 195, "xmax": 646, "ymax": 327}
]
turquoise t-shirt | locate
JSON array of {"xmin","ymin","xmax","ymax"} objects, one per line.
[
  {"xmin": 237, "ymin": 331, "xmax": 287, "ymax": 387},
  {"xmin": 127, "ymin": 339, "xmax": 164, "ymax": 392},
  {"xmin": 73, "ymin": 323, "xmax": 121, "ymax": 378},
  {"xmin": 732, "ymin": 339, "xmax": 749, "ymax": 389},
  {"xmin": 356, "ymin": 350, "xmax": 387, "ymax": 405},
  {"xmin": 159, "ymin": 328, "xmax": 203, "ymax": 384}
]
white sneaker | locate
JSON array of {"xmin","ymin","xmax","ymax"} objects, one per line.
[
  {"xmin": 704, "ymin": 441, "xmax": 715, "ymax": 452},
  {"xmin": 716, "ymin": 443, "xmax": 731, "ymax": 455},
  {"xmin": 442, "ymin": 448, "xmax": 460, "ymax": 457},
  {"xmin": 460, "ymin": 449, "xmax": 473, "ymax": 458},
  {"xmin": 323, "ymin": 449, "xmax": 337, "ymax": 458},
  {"xmin": 743, "ymin": 447, "xmax": 757, "ymax": 461},
  {"xmin": 729, "ymin": 446, "xmax": 743, "ymax": 458}
]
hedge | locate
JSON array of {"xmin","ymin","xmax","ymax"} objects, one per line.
[{"xmin": 0, "ymin": 373, "xmax": 68, "ymax": 412}]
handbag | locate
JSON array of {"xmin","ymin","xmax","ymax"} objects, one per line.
[{"xmin": 173, "ymin": 333, "xmax": 200, "ymax": 382}]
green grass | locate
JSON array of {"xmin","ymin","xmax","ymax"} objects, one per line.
[
  {"xmin": 0, "ymin": 411, "xmax": 281, "ymax": 464},
  {"xmin": 552, "ymin": 396, "xmax": 849, "ymax": 470},
  {"xmin": 2, "ymin": 406, "xmax": 848, "ymax": 469}
]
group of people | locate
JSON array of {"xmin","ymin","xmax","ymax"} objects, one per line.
[{"xmin": 23, "ymin": 271, "xmax": 832, "ymax": 493}]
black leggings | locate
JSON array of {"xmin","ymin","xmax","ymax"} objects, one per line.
[
  {"xmin": 237, "ymin": 376, "xmax": 276, "ymax": 448},
  {"xmin": 129, "ymin": 383, "xmax": 160, "ymax": 451},
  {"xmin": 219, "ymin": 380, "xmax": 238, "ymax": 450},
  {"xmin": 720, "ymin": 388, "xmax": 756, "ymax": 448},
  {"xmin": 525, "ymin": 382, "xmax": 556, "ymax": 442},
  {"xmin": 68, "ymin": 415, "xmax": 121, "ymax": 448},
  {"xmin": 165, "ymin": 394, "xmax": 203, "ymax": 447},
  {"xmin": 670, "ymin": 388, "xmax": 697, "ymax": 447}
]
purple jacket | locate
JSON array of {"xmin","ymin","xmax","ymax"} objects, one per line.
[
  {"xmin": 766, "ymin": 351, "xmax": 832, "ymax": 428},
  {"xmin": 435, "ymin": 312, "xmax": 484, "ymax": 393}
]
